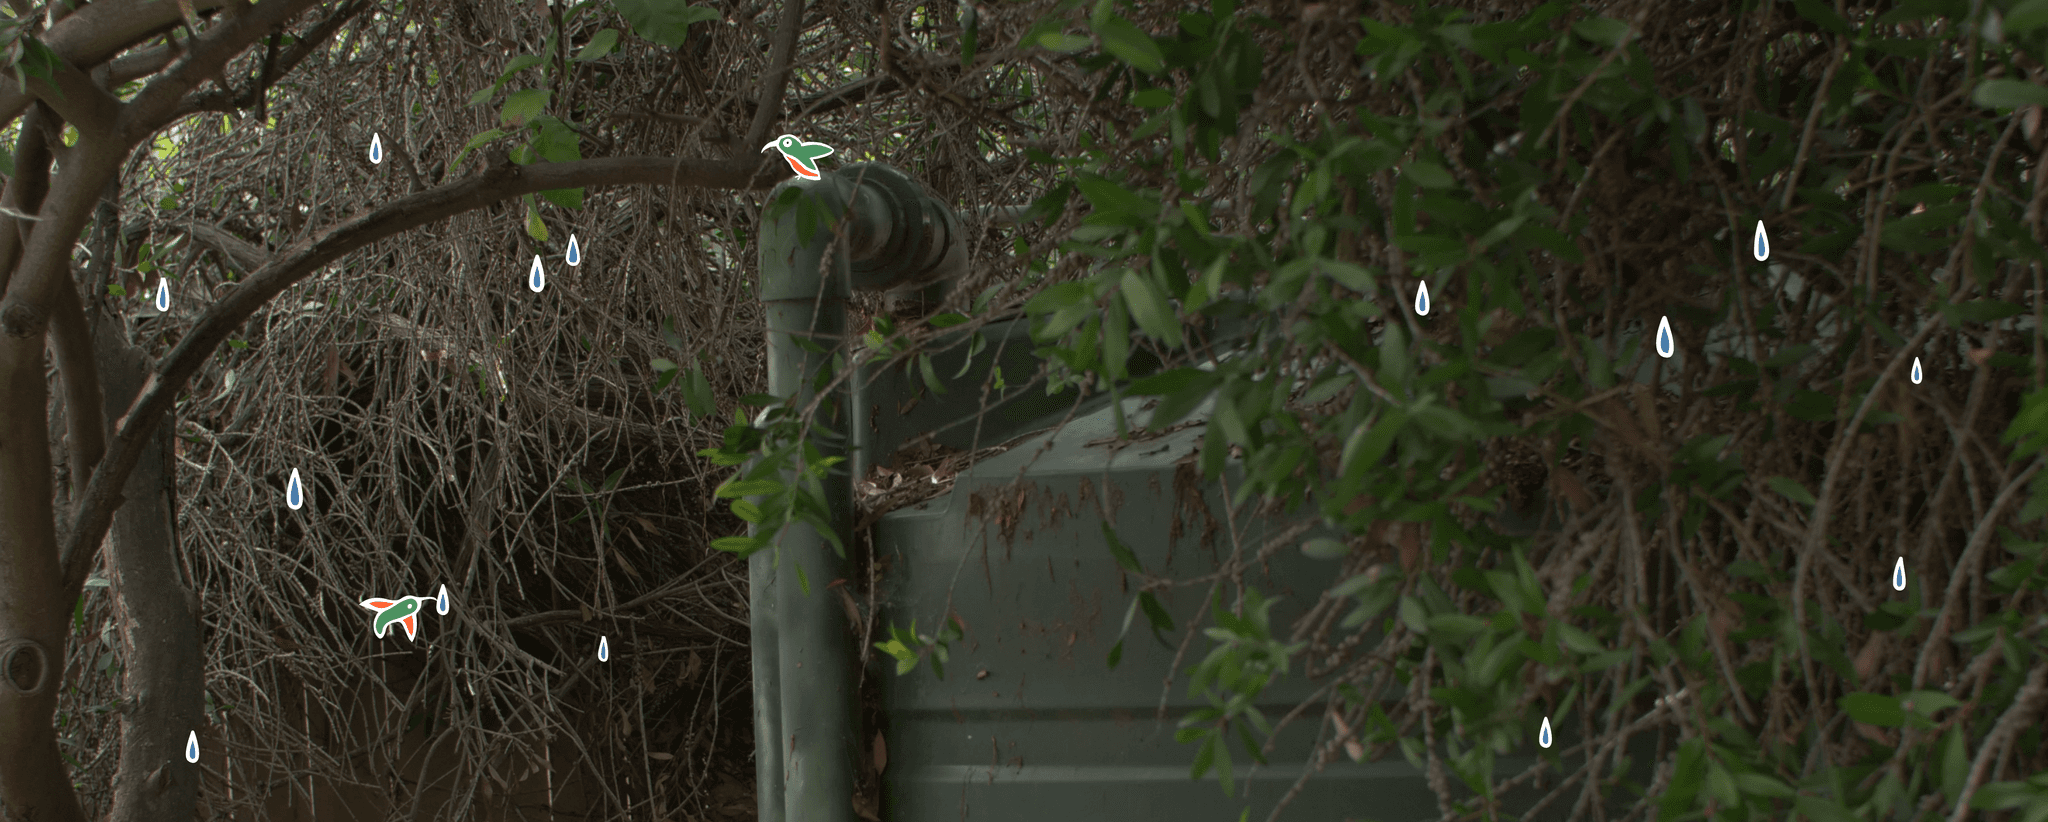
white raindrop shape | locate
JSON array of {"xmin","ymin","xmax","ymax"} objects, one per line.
[
  {"xmin": 1752, "ymin": 220, "xmax": 1769, "ymax": 261},
  {"xmin": 528, "ymin": 255, "xmax": 546, "ymax": 293},
  {"xmin": 598, "ymin": 636, "xmax": 610, "ymax": 662},
  {"xmin": 369, "ymin": 133, "xmax": 383, "ymax": 165},
  {"xmin": 1911, "ymin": 357, "xmax": 1923, "ymax": 385},
  {"xmin": 436, "ymin": 584, "xmax": 449, "ymax": 616},
  {"xmin": 1656, "ymin": 316, "xmax": 1675, "ymax": 359},
  {"xmin": 185, "ymin": 730, "xmax": 199, "ymax": 763},
  {"xmin": 1892, "ymin": 557, "xmax": 1907, "ymax": 591},
  {"xmin": 286, "ymin": 468, "xmax": 304, "ymax": 510},
  {"xmin": 1414, "ymin": 281, "xmax": 1431, "ymax": 316},
  {"xmin": 154, "ymin": 278, "xmax": 171, "ymax": 313},
  {"xmin": 1538, "ymin": 717, "xmax": 1553, "ymax": 749},
  {"xmin": 566, "ymin": 234, "xmax": 582, "ymax": 266}
]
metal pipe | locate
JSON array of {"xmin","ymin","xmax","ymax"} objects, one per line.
[{"xmin": 752, "ymin": 162, "xmax": 964, "ymax": 822}]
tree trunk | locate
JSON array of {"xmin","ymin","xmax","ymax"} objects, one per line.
[
  {"xmin": 98, "ymin": 316, "xmax": 203, "ymax": 822},
  {"xmin": 0, "ymin": 332, "xmax": 85, "ymax": 822}
]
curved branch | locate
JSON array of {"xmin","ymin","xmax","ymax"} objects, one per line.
[
  {"xmin": 738, "ymin": 0, "xmax": 805, "ymax": 163},
  {"xmin": 23, "ymin": 45, "xmax": 122, "ymax": 140},
  {"xmin": 173, "ymin": 0, "xmax": 368, "ymax": 120},
  {"xmin": 118, "ymin": 0, "xmax": 327, "ymax": 144},
  {"xmin": 0, "ymin": 0, "xmax": 230, "ymax": 126},
  {"xmin": 59, "ymin": 154, "xmax": 783, "ymax": 588}
]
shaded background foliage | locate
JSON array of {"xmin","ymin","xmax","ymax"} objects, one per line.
[
  {"xmin": 31, "ymin": 0, "xmax": 2048, "ymax": 820},
  {"xmin": 956, "ymin": 0, "xmax": 2048, "ymax": 819}
]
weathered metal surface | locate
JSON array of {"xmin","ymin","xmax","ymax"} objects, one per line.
[{"xmin": 870, "ymin": 396, "xmax": 1396, "ymax": 821}]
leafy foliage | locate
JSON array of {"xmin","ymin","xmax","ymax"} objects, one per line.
[{"xmin": 697, "ymin": 0, "xmax": 2048, "ymax": 818}]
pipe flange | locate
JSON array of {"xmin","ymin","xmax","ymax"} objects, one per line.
[{"xmin": 842, "ymin": 163, "xmax": 937, "ymax": 292}]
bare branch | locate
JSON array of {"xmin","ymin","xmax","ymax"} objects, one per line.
[
  {"xmin": 173, "ymin": 0, "xmax": 368, "ymax": 119},
  {"xmin": 60, "ymin": 153, "xmax": 780, "ymax": 589},
  {"xmin": 737, "ymin": 0, "xmax": 805, "ymax": 165},
  {"xmin": 20, "ymin": 46, "xmax": 122, "ymax": 140},
  {"xmin": 118, "ymin": 0, "xmax": 326, "ymax": 144},
  {"xmin": 47, "ymin": 253, "xmax": 105, "ymax": 508},
  {"xmin": 0, "ymin": 104, "xmax": 55, "ymax": 296},
  {"xmin": 181, "ymin": 221, "xmax": 266, "ymax": 273},
  {"xmin": 0, "ymin": 0, "xmax": 230, "ymax": 126}
]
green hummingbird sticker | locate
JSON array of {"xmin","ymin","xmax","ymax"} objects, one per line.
[
  {"xmin": 359, "ymin": 585, "xmax": 449, "ymax": 641},
  {"xmin": 761, "ymin": 134, "xmax": 834, "ymax": 180}
]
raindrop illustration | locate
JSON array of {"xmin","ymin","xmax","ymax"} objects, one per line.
[
  {"xmin": 1752, "ymin": 220, "xmax": 1769, "ymax": 261},
  {"xmin": 185, "ymin": 730, "xmax": 199, "ymax": 763},
  {"xmin": 566, "ymin": 234, "xmax": 582, "ymax": 267},
  {"xmin": 369, "ymin": 133, "xmax": 383, "ymax": 165},
  {"xmin": 598, "ymin": 635, "xmax": 610, "ymax": 662},
  {"xmin": 1414, "ymin": 281, "xmax": 1431, "ymax": 316},
  {"xmin": 285, "ymin": 468, "xmax": 304, "ymax": 510},
  {"xmin": 1656, "ymin": 316, "xmax": 1675, "ymax": 359},
  {"xmin": 1911, "ymin": 357, "xmax": 1923, "ymax": 385},
  {"xmin": 1892, "ymin": 557, "xmax": 1907, "ymax": 591},
  {"xmin": 435, "ymin": 584, "xmax": 449, "ymax": 616},
  {"xmin": 154, "ymin": 277, "xmax": 170, "ymax": 313},
  {"xmin": 528, "ymin": 255, "xmax": 546, "ymax": 293},
  {"xmin": 1538, "ymin": 717, "xmax": 1553, "ymax": 749}
]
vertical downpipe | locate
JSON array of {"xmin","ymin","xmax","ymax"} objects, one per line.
[
  {"xmin": 750, "ymin": 162, "xmax": 963, "ymax": 822},
  {"xmin": 754, "ymin": 174, "xmax": 863, "ymax": 822}
]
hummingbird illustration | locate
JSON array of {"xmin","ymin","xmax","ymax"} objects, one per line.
[
  {"xmin": 761, "ymin": 134, "xmax": 834, "ymax": 180},
  {"xmin": 359, "ymin": 595, "xmax": 429, "ymax": 641}
]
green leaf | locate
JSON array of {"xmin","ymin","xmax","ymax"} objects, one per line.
[
  {"xmin": 1901, "ymin": 689, "xmax": 1961, "ymax": 717},
  {"xmin": 524, "ymin": 201, "xmax": 549, "ymax": 242},
  {"xmin": 1340, "ymin": 411, "xmax": 1405, "ymax": 482},
  {"xmin": 1120, "ymin": 269, "xmax": 1183, "ymax": 348},
  {"xmin": 710, "ymin": 535, "xmax": 765, "ymax": 554},
  {"xmin": 451, "ymin": 128, "xmax": 507, "ymax": 170},
  {"xmin": 499, "ymin": 88, "xmax": 551, "ymax": 127},
  {"xmin": 1839, "ymin": 692, "xmax": 1905, "ymax": 727},
  {"xmin": 1973, "ymin": 79, "xmax": 2048, "ymax": 109},
  {"xmin": 1038, "ymin": 32, "xmax": 1092, "ymax": 52},
  {"xmin": 613, "ymin": 0, "xmax": 720, "ymax": 49},
  {"xmin": 498, "ymin": 54, "xmax": 546, "ymax": 82},
  {"xmin": 1076, "ymin": 174, "xmax": 1157, "ymax": 223},
  {"xmin": 730, "ymin": 499, "xmax": 764, "ymax": 523},
  {"xmin": 1733, "ymin": 773, "xmax": 1795, "ymax": 799},
  {"xmin": 2009, "ymin": 0, "xmax": 2048, "ymax": 35},
  {"xmin": 1403, "ymin": 160, "xmax": 1455, "ymax": 189},
  {"xmin": 1571, "ymin": 17, "xmax": 1631, "ymax": 48},
  {"xmin": 1101, "ymin": 523, "xmax": 1143, "ymax": 574},
  {"xmin": 575, "ymin": 28, "xmax": 621, "ymax": 61},
  {"xmin": 1943, "ymin": 300, "xmax": 2025, "ymax": 324},
  {"xmin": 717, "ymin": 479, "xmax": 781, "ymax": 499},
  {"xmin": 1766, "ymin": 476, "xmax": 1816, "ymax": 507},
  {"xmin": 1138, "ymin": 591, "xmax": 1174, "ymax": 640},
  {"xmin": 1130, "ymin": 88, "xmax": 1174, "ymax": 108},
  {"xmin": 1301, "ymin": 537, "xmax": 1350, "ymax": 560},
  {"xmin": 1794, "ymin": 796, "xmax": 1860, "ymax": 822},
  {"xmin": 1092, "ymin": 14, "xmax": 1164, "ymax": 74},
  {"xmin": 683, "ymin": 366, "xmax": 715, "ymax": 418},
  {"xmin": 534, "ymin": 118, "xmax": 582, "ymax": 163}
]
